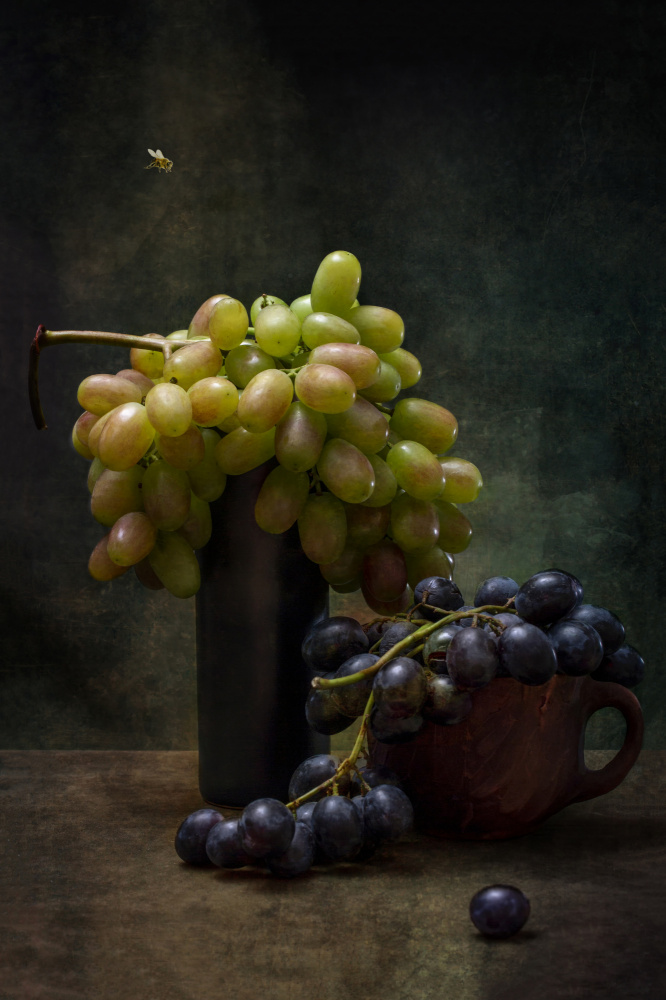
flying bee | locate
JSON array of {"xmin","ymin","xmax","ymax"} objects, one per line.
[{"xmin": 146, "ymin": 148, "xmax": 173, "ymax": 172}]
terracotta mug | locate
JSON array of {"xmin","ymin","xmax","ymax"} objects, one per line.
[{"xmin": 368, "ymin": 674, "xmax": 643, "ymax": 839}]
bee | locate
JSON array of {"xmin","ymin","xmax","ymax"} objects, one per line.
[{"xmin": 146, "ymin": 148, "xmax": 173, "ymax": 172}]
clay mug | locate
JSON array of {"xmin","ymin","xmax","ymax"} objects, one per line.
[{"xmin": 368, "ymin": 674, "xmax": 643, "ymax": 839}]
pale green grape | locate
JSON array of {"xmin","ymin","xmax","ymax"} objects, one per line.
[
  {"xmin": 97, "ymin": 402, "xmax": 156, "ymax": 472},
  {"xmin": 438, "ymin": 457, "xmax": 483, "ymax": 503},
  {"xmin": 294, "ymin": 363, "xmax": 356, "ymax": 413},
  {"xmin": 250, "ymin": 294, "xmax": 288, "ymax": 325},
  {"xmin": 91, "ymin": 466, "xmax": 144, "ymax": 526},
  {"xmin": 325, "ymin": 397, "xmax": 389, "ymax": 454},
  {"xmin": 360, "ymin": 453, "xmax": 398, "ymax": 507},
  {"xmin": 187, "ymin": 376, "xmax": 238, "ymax": 427},
  {"xmin": 216, "ymin": 409, "xmax": 242, "ymax": 433},
  {"xmin": 115, "ymin": 368, "xmax": 155, "ymax": 397},
  {"xmin": 348, "ymin": 305, "xmax": 404, "ymax": 353},
  {"xmin": 188, "ymin": 429, "xmax": 227, "ymax": 501},
  {"xmin": 297, "ymin": 492, "xmax": 347, "ymax": 564},
  {"xmin": 378, "ymin": 348, "xmax": 421, "ymax": 389},
  {"xmin": 148, "ymin": 531, "xmax": 201, "ymax": 598},
  {"xmin": 88, "ymin": 534, "xmax": 130, "ymax": 581},
  {"xmin": 177, "ymin": 493, "xmax": 212, "ymax": 549},
  {"xmin": 301, "ymin": 312, "xmax": 360, "ymax": 350},
  {"xmin": 208, "ymin": 297, "xmax": 249, "ymax": 350},
  {"xmin": 188, "ymin": 294, "xmax": 230, "ymax": 339},
  {"xmin": 73, "ymin": 411, "xmax": 100, "ymax": 453},
  {"xmin": 357, "ymin": 360, "xmax": 401, "ymax": 403},
  {"xmin": 254, "ymin": 466, "xmax": 310, "ymax": 533},
  {"xmin": 107, "ymin": 512, "xmax": 157, "ymax": 566},
  {"xmin": 77, "ymin": 374, "xmax": 142, "ymax": 416},
  {"xmin": 215, "ymin": 426, "xmax": 276, "ymax": 475},
  {"xmin": 129, "ymin": 333, "xmax": 166, "ymax": 380},
  {"xmin": 274, "ymin": 401, "xmax": 327, "ymax": 473},
  {"xmin": 155, "ymin": 423, "xmax": 205, "ymax": 471},
  {"xmin": 308, "ymin": 342, "xmax": 380, "ymax": 389},
  {"xmin": 344, "ymin": 502, "xmax": 391, "ymax": 548},
  {"xmin": 166, "ymin": 329, "xmax": 189, "ymax": 341},
  {"xmin": 316, "ymin": 438, "xmax": 375, "ymax": 504},
  {"xmin": 310, "ymin": 251, "xmax": 361, "ymax": 316},
  {"xmin": 289, "ymin": 294, "xmax": 313, "ymax": 323},
  {"xmin": 224, "ymin": 343, "xmax": 276, "ymax": 387},
  {"xmin": 72, "ymin": 420, "xmax": 93, "ymax": 459},
  {"xmin": 145, "ymin": 382, "xmax": 193, "ymax": 437},
  {"xmin": 142, "ymin": 459, "xmax": 192, "ymax": 531},
  {"xmin": 405, "ymin": 546, "xmax": 454, "ymax": 589},
  {"xmin": 237, "ymin": 369, "xmax": 294, "ymax": 433},
  {"xmin": 432, "ymin": 499, "xmax": 473, "ymax": 553},
  {"xmin": 163, "ymin": 340, "xmax": 222, "ymax": 390},
  {"xmin": 389, "ymin": 398, "xmax": 458, "ymax": 455},
  {"xmin": 87, "ymin": 456, "xmax": 105, "ymax": 494},
  {"xmin": 385, "ymin": 440, "xmax": 445, "ymax": 501},
  {"xmin": 254, "ymin": 303, "xmax": 302, "ymax": 357},
  {"xmin": 389, "ymin": 493, "xmax": 439, "ymax": 553}
]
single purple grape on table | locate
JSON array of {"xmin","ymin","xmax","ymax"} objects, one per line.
[
  {"xmin": 446, "ymin": 628, "xmax": 499, "ymax": 691},
  {"xmin": 565, "ymin": 604, "xmax": 625, "ymax": 655},
  {"xmin": 266, "ymin": 821, "xmax": 315, "ymax": 878},
  {"xmin": 301, "ymin": 616, "xmax": 369, "ymax": 675},
  {"xmin": 378, "ymin": 621, "xmax": 421, "ymax": 657},
  {"xmin": 469, "ymin": 884, "xmax": 531, "ymax": 938},
  {"xmin": 174, "ymin": 808, "xmax": 223, "ymax": 865},
  {"xmin": 423, "ymin": 674, "xmax": 474, "ymax": 725},
  {"xmin": 591, "ymin": 643, "xmax": 645, "ymax": 688},
  {"xmin": 288, "ymin": 754, "xmax": 348, "ymax": 802},
  {"xmin": 548, "ymin": 619, "xmax": 604, "ymax": 676},
  {"xmin": 514, "ymin": 570, "xmax": 581, "ymax": 625},
  {"xmin": 238, "ymin": 798, "xmax": 295, "ymax": 859},
  {"xmin": 363, "ymin": 784, "xmax": 414, "ymax": 843},
  {"xmin": 497, "ymin": 622, "xmax": 558, "ymax": 685},
  {"xmin": 413, "ymin": 576, "xmax": 465, "ymax": 620},
  {"xmin": 330, "ymin": 653, "xmax": 378, "ymax": 718},
  {"xmin": 305, "ymin": 675, "xmax": 354, "ymax": 735},
  {"xmin": 350, "ymin": 795, "xmax": 380, "ymax": 860},
  {"xmin": 423, "ymin": 622, "xmax": 464, "ymax": 673},
  {"xmin": 372, "ymin": 656, "xmax": 428, "ymax": 719},
  {"xmin": 312, "ymin": 795, "xmax": 363, "ymax": 861},
  {"xmin": 370, "ymin": 707, "xmax": 425, "ymax": 744},
  {"xmin": 474, "ymin": 576, "xmax": 519, "ymax": 607},
  {"xmin": 205, "ymin": 818, "xmax": 254, "ymax": 869}
]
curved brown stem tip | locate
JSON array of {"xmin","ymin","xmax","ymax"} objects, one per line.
[{"xmin": 29, "ymin": 325, "xmax": 49, "ymax": 430}]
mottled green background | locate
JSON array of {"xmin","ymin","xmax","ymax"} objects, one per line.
[{"xmin": 1, "ymin": 0, "xmax": 664, "ymax": 750}]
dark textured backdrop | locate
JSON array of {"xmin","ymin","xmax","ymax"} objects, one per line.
[{"xmin": 1, "ymin": 0, "xmax": 664, "ymax": 749}]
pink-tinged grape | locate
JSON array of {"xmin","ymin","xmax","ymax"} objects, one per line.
[
  {"xmin": 72, "ymin": 423, "xmax": 93, "ymax": 459},
  {"xmin": 325, "ymin": 397, "xmax": 389, "ymax": 455},
  {"xmin": 378, "ymin": 348, "xmax": 421, "ymax": 389},
  {"xmin": 145, "ymin": 382, "xmax": 193, "ymax": 438},
  {"xmin": 188, "ymin": 429, "xmax": 227, "ymax": 502},
  {"xmin": 163, "ymin": 340, "xmax": 222, "ymax": 390},
  {"xmin": 87, "ymin": 410, "xmax": 113, "ymax": 457},
  {"xmin": 142, "ymin": 459, "xmax": 192, "ymax": 531},
  {"xmin": 88, "ymin": 534, "xmax": 130, "ymax": 581},
  {"xmin": 177, "ymin": 493, "xmax": 212, "ymax": 549},
  {"xmin": 187, "ymin": 376, "xmax": 238, "ymax": 427},
  {"xmin": 297, "ymin": 493, "xmax": 347, "ymax": 564},
  {"xmin": 148, "ymin": 531, "xmax": 201, "ymax": 598},
  {"xmin": 250, "ymin": 294, "xmax": 288, "ymax": 325},
  {"xmin": 129, "ymin": 333, "xmax": 166, "ymax": 379},
  {"xmin": 390, "ymin": 493, "xmax": 440, "ymax": 553},
  {"xmin": 405, "ymin": 546, "xmax": 454, "ymax": 589},
  {"xmin": 237, "ymin": 369, "xmax": 294, "ymax": 433},
  {"xmin": 254, "ymin": 303, "xmax": 302, "ymax": 357},
  {"xmin": 134, "ymin": 556, "xmax": 165, "ymax": 590},
  {"xmin": 344, "ymin": 503, "xmax": 391, "ymax": 548},
  {"xmin": 215, "ymin": 426, "xmax": 276, "ymax": 475},
  {"xmin": 254, "ymin": 466, "xmax": 310, "ymax": 534},
  {"xmin": 155, "ymin": 423, "xmax": 205, "ymax": 471},
  {"xmin": 362, "ymin": 539, "xmax": 408, "ymax": 603},
  {"xmin": 274, "ymin": 401, "xmax": 327, "ymax": 473},
  {"xmin": 73, "ymin": 411, "xmax": 100, "ymax": 450},
  {"xmin": 188, "ymin": 294, "xmax": 230, "ymax": 339},
  {"xmin": 289, "ymin": 294, "xmax": 313, "ymax": 323},
  {"xmin": 301, "ymin": 312, "xmax": 361, "ymax": 350},
  {"xmin": 361, "ymin": 581, "xmax": 413, "ymax": 617},
  {"xmin": 361, "ymin": 454, "xmax": 398, "ymax": 507},
  {"xmin": 87, "ymin": 456, "xmax": 105, "ymax": 495},
  {"xmin": 389, "ymin": 398, "xmax": 458, "ymax": 455},
  {"xmin": 438, "ymin": 457, "xmax": 483, "ymax": 504},
  {"xmin": 309, "ymin": 343, "xmax": 380, "ymax": 390},
  {"xmin": 107, "ymin": 512, "xmax": 157, "ymax": 566},
  {"xmin": 224, "ymin": 343, "xmax": 277, "ymax": 388},
  {"xmin": 77, "ymin": 374, "xmax": 142, "ymax": 416},
  {"xmin": 208, "ymin": 296, "xmax": 249, "ymax": 350},
  {"xmin": 115, "ymin": 368, "xmax": 155, "ymax": 396},
  {"xmin": 98, "ymin": 402, "xmax": 156, "ymax": 471},
  {"xmin": 310, "ymin": 251, "xmax": 361, "ymax": 317},
  {"xmin": 91, "ymin": 466, "xmax": 144, "ymax": 526},
  {"xmin": 358, "ymin": 361, "xmax": 401, "ymax": 403},
  {"xmin": 348, "ymin": 305, "xmax": 404, "ymax": 354},
  {"xmin": 316, "ymin": 438, "xmax": 376, "ymax": 504},
  {"xmin": 385, "ymin": 440, "xmax": 445, "ymax": 501},
  {"xmin": 294, "ymin": 363, "xmax": 356, "ymax": 414},
  {"xmin": 319, "ymin": 542, "xmax": 364, "ymax": 586},
  {"xmin": 433, "ymin": 500, "xmax": 473, "ymax": 553}
]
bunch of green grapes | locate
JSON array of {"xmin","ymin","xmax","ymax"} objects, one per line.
[{"xmin": 71, "ymin": 251, "xmax": 483, "ymax": 608}]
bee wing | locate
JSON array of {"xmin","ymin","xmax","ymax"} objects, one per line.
[
  {"xmin": 155, "ymin": 149, "xmax": 164, "ymax": 158},
  {"xmin": 147, "ymin": 148, "xmax": 157, "ymax": 157}
]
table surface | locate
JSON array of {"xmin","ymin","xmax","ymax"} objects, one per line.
[{"xmin": 1, "ymin": 749, "xmax": 665, "ymax": 1000}]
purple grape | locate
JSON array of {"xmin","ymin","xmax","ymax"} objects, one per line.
[
  {"xmin": 378, "ymin": 621, "xmax": 421, "ymax": 656},
  {"xmin": 543, "ymin": 568, "xmax": 584, "ymax": 607},
  {"xmin": 423, "ymin": 622, "xmax": 464, "ymax": 673},
  {"xmin": 352, "ymin": 764, "xmax": 404, "ymax": 793},
  {"xmin": 565, "ymin": 604, "xmax": 625, "ymax": 655},
  {"xmin": 205, "ymin": 818, "xmax": 253, "ymax": 869},
  {"xmin": 330, "ymin": 653, "xmax": 378, "ymax": 718},
  {"xmin": 288, "ymin": 754, "xmax": 343, "ymax": 802},
  {"xmin": 548, "ymin": 619, "xmax": 604, "ymax": 676},
  {"xmin": 370, "ymin": 708, "xmax": 425, "ymax": 744},
  {"xmin": 474, "ymin": 576, "xmax": 519, "ymax": 607},
  {"xmin": 469, "ymin": 884, "xmax": 531, "ymax": 938},
  {"xmin": 266, "ymin": 821, "xmax": 315, "ymax": 878},
  {"xmin": 363, "ymin": 785, "xmax": 414, "ymax": 843},
  {"xmin": 497, "ymin": 622, "xmax": 557, "ymax": 685},
  {"xmin": 350, "ymin": 795, "xmax": 380, "ymax": 860},
  {"xmin": 591, "ymin": 643, "xmax": 645, "ymax": 688},
  {"xmin": 423, "ymin": 675, "xmax": 473, "ymax": 725},
  {"xmin": 364, "ymin": 619, "xmax": 392, "ymax": 647},
  {"xmin": 372, "ymin": 656, "xmax": 428, "ymax": 719},
  {"xmin": 413, "ymin": 576, "xmax": 465, "ymax": 620},
  {"xmin": 305, "ymin": 676, "xmax": 354, "ymax": 735},
  {"xmin": 486, "ymin": 612, "xmax": 524, "ymax": 632},
  {"xmin": 456, "ymin": 606, "xmax": 477, "ymax": 627},
  {"xmin": 301, "ymin": 616, "xmax": 369, "ymax": 675},
  {"xmin": 238, "ymin": 798, "xmax": 295, "ymax": 859},
  {"xmin": 312, "ymin": 795, "xmax": 363, "ymax": 861},
  {"xmin": 174, "ymin": 808, "xmax": 223, "ymax": 865},
  {"xmin": 446, "ymin": 628, "xmax": 499, "ymax": 691},
  {"xmin": 514, "ymin": 570, "xmax": 580, "ymax": 625}
]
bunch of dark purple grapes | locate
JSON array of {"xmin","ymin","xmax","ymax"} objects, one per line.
[{"xmin": 306, "ymin": 568, "xmax": 645, "ymax": 746}]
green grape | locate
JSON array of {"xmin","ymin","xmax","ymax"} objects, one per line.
[
  {"xmin": 405, "ymin": 546, "xmax": 454, "ymax": 589},
  {"xmin": 254, "ymin": 466, "xmax": 310, "ymax": 534},
  {"xmin": 344, "ymin": 502, "xmax": 390, "ymax": 548},
  {"xmin": 432, "ymin": 499, "xmax": 473, "ymax": 553},
  {"xmin": 289, "ymin": 294, "xmax": 313, "ymax": 323},
  {"xmin": 145, "ymin": 382, "xmax": 193, "ymax": 438},
  {"xmin": 385, "ymin": 440, "xmax": 445, "ymax": 501},
  {"xmin": 316, "ymin": 438, "xmax": 375, "ymax": 504},
  {"xmin": 148, "ymin": 531, "xmax": 201, "ymax": 598},
  {"xmin": 389, "ymin": 398, "xmax": 458, "ymax": 455},
  {"xmin": 187, "ymin": 376, "xmax": 238, "ymax": 427},
  {"xmin": 348, "ymin": 305, "xmax": 404, "ymax": 354},
  {"xmin": 166, "ymin": 329, "xmax": 189, "ymax": 341},
  {"xmin": 188, "ymin": 294, "xmax": 230, "ymax": 339},
  {"xmin": 319, "ymin": 542, "xmax": 364, "ymax": 586},
  {"xmin": 301, "ymin": 312, "xmax": 360, "ymax": 350},
  {"xmin": 129, "ymin": 333, "xmax": 166, "ymax": 380},
  {"xmin": 91, "ymin": 466, "xmax": 144, "ymax": 526},
  {"xmin": 254, "ymin": 303, "xmax": 302, "ymax": 357},
  {"xmin": 297, "ymin": 492, "xmax": 347, "ymax": 564},
  {"xmin": 163, "ymin": 340, "xmax": 223, "ymax": 390},
  {"xmin": 310, "ymin": 250, "xmax": 361, "ymax": 316},
  {"xmin": 188, "ymin": 429, "xmax": 227, "ymax": 501},
  {"xmin": 87, "ymin": 410, "xmax": 113, "ymax": 457},
  {"xmin": 224, "ymin": 343, "xmax": 276, "ymax": 388},
  {"xmin": 77, "ymin": 374, "xmax": 142, "ymax": 416},
  {"xmin": 134, "ymin": 556, "xmax": 165, "ymax": 591},
  {"xmin": 107, "ymin": 512, "xmax": 157, "ymax": 566},
  {"xmin": 177, "ymin": 493, "xmax": 212, "ymax": 549},
  {"xmin": 294, "ymin": 363, "xmax": 356, "ymax": 413},
  {"xmin": 214, "ymin": 426, "xmax": 276, "ymax": 475},
  {"xmin": 360, "ymin": 453, "xmax": 398, "ymax": 507},
  {"xmin": 358, "ymin": 360, "xmax": 401, "ymax": 403},
  {"xmin": 98, "ymin": 402, "xmax": 156, "ymax": 472},
  {"xmin": 142, "ymin": 459, "xmax": 192, "ymax": 531},
  {"xmin": 88, "ymin": 534, "xmax": 130, "ymax": 581},
  {"xmin": 274, "ymin": 401, "xmax": 327, "ymax": 473},
  {"xmin": 250, "ymin": 294, "xmax": 288, "ymax": 325},
  {"xmin": 216, "ymin": 409, "xmax": 242, "ymax": 433},
  {"xmin": 378, "ymin": 348, "xmax": 421, "ymax": 389},
  {"xmin": 208, "ymin": 297, "xmax": 249, "ymax": 350},
  {"xmin": 115, "ymin": 368, "xmax": 155, "ymax": 397},
  {"xmin": 389, "ymin": 493, "xmax": 439, "ymax": 553},
  {"xmin": 325, "ymin": 397, "xmax": 389, "ymax": 454},
  {"xmin": 362, "ymin": 538, "xmax": 407, "ymax": 603},
  {"xmin": 438, "ymin": 457, "xmax": 483, "ymax": 503},
  {"xmin": 155, "ymin": 423, "xmax": 205, "ymax": 471},
  {"xmin": 308, "ymin": 342, "xmax": 380, "ymax": 389},
  {"xmin": 72, "ymin": 414, "xmax": 95, "ymax": 459},
  {"xmin": 237, "ymin": 369, "xmax": 294, "ymax": 433},
  {"xmin": 87, "ymin": 456, "xmax": 105, "ymax": 494}
]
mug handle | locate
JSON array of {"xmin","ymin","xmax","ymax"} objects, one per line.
[{"xmin": 570, "ymin": 678, "xmax": 644, "ymax": 804}]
